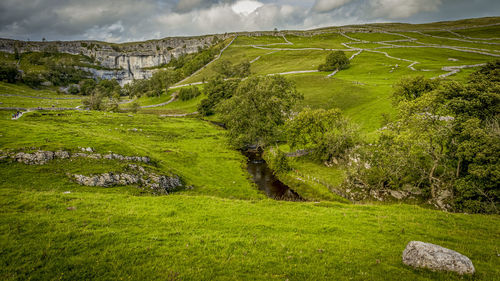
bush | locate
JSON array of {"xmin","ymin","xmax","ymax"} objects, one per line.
[
  {"xmin": 130, "ymin": 102, "xmax": 140, "ymax": 113},
  {"xmin": 198, "ymin": 76, "xmax": 239, "ymax": 116},
  {"xmin": 265, "ymin": 148, "xmax": 291, "ymax": 175},
  {"xmin": 318, "ymin": 51, "xmax": 350, "ymax": 72},
  {"xmin": 22, "ymin": 72, "xmax": 43, "ymax": 88},
  {"xmin": 67, "ymin": 84, "xmax": 80, "ymax": 95},
  {"xmin": 0, "ymin": 63, "xmax": 19, "ymax": 83},
  {"xmin": 178, "ymin": 87, "xmax": 201, "ymax": 101}
]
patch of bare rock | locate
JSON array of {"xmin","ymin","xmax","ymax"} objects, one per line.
[
  {"xmin": 402, "ymin": 241, "xmax": 475, "ymax": 275},
  {"xmin": 73, "ymin": 164, "xmax": 182, "ymax": 195},
  {"xmin": 4, "ymin": 149, "xmax": 150, "ymax": 165}
]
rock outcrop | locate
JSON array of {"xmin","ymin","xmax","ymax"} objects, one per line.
[
  {"xmin": 73, "ymin": 164, "xmax": 182, "ymax": 194},
  {"xmin": 7, "ymin": 150, "xmax": 150, "ymax": 165},
  {"xmin": 402, "ymin": 241, "xmax": 475, "ymax": 275},
  {"xmin": 0, "ymin": 35, "xmax": 229, "ymax": 85}
]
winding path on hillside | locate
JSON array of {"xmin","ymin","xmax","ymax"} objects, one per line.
[
  {"xmin": 139, "ymin": 93, "xmax": 178, "ymax": 108},
  {"xmin": 174, "ymin": 36, "xmax": 238, "ymax": 86}
]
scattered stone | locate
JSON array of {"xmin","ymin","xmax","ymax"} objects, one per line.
[
  {"xmin": 55, "ymin": 150, "xmax": 70, "ymax": 159},
  {"xmin": 72, "ymin": 164, "xmax": 181, "ymax": 194},
  {"xmin": 4, "ymin": 150, "xmax": 150, "ymax": 165},
  {"xmin": 402, "ymin": 241, "xmax": 475, "ymax": 275},
  {"xmin": 63, "ymin": 191, "xmax": 71, "ymax": 194}
]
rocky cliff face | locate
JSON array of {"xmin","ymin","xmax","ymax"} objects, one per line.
[{"xmin": 0, "ymin": 35, "xmax": 228, "ymax": 85}]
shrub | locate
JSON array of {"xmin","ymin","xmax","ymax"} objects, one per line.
[
  {"xmin": 318, "ymin": 51, "xmax": 350, "ymax": 72},
  {"xmin": 178, "ymin": 87, "xmax": 201, "ymax": 101},
  {"xmin": 265, "ymin": 148, "xmax": 291, "ymax": 175}
]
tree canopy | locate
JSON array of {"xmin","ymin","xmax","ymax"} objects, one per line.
[
  {"xmin": 318, "ymin": 51, "xmax": 350, "ymax": 72},
  {"xmin": 217, "ymin": 75, "xmax": 303, "ymax": 148}
]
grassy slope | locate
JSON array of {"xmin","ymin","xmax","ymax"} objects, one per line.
[
  {"xmin": 0, "ymin": 82, "xmax": 83, "ymax": 108},
  {"xmin": 1, "ymin": 19, "xmax": 500, "ymax": 280},
  {"xmin": 0, "ymin": 181, "xmax": 499, "ymax": 280},
  {"xmin": 0, "ymin": 111, "xmax": 261, "ymax": 200}
]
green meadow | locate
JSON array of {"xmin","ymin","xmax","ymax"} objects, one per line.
[{"xmin": 1, "ymin": 17, "xmax": 499, "ymax": 280}]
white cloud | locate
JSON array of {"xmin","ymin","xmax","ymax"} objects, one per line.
[{"xmin": 231, "ymin": 0, "xmax": 264, "ymax": 15}]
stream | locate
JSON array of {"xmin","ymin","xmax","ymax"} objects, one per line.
[{"xmin": 243, "ymin": 149, "xmax": 303, "ymax": 201}]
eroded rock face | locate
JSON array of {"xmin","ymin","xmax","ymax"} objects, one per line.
[
  {"xmin": 402, "ymin": 241, "xmax": 475, "ymax": 275},
  {"xmin": 7, "ymin": 150, "xmax": 149, "ymax": 165},
  {"xmin": 73, "ymin": 164, "xmax": 181, "ymax": 194}
]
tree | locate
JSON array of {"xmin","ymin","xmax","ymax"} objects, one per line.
[
  {"xmin": 286, "ymin": 108, "xmax": 358, "ymax": 162},
  {"xmin": 79, "ymin": 79, "xmax": 97, "ymax": 96},
  {"xmin": 318, "ymin": 51, "xmax": 350, "ymax": 72},
  {"xmin": 67, "ymin": 84, "xmax": 80, "ymax": 95},
  {"xmin": 393, "ymin": 75, "xmax": 440, "ymax": 103},
  {"xmin": 344, "ymin": 62, "xmax": 500, "ymax": 213},
  {"xmin": 178, "ymin": 86, "xmax": 201, "ymax": 101},
  {"xmin": 214, "ymin": 60, "xmax": 251, "ymax": 78},
  {"xmin": 198, "ymin": 76, "xmax": 239, "ymax": 116},
  {"xmin": 82, "ymin": 91, "xmax": 104, "ymax": 110},
  {"xmin": 0, "ymin": 63, "xmax": 19, "ymax": 83},
  {"xmin": 217, "ymin": 75, "xmax": 303, "ymax": 148}
]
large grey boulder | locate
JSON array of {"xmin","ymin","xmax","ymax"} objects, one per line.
[{"xmin": 402, "ymin": 241, "xmax": 475, "ymax": 275}]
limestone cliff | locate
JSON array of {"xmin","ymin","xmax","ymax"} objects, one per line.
[{"xmin": 0, "ymin": 35, "xmax": 229, "ymax": 85}]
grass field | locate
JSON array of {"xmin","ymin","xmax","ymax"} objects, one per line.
[{"xmin": 1, "ymin": 17, "xmax": 500, "ymax": 281}]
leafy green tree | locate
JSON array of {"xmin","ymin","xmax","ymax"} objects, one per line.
[
  {"xmin": 96, "ymin": 79, "xmax": 121, "ymax": 97},
  {"xmin": 0, "ymin": 63, "xmax": 19, "ymax": 83},
  {"xmin": 198, "ymin": 76, "xmax": 239, "ymax": 116},
  {"xmin": 265, "ymin": 147, "xmax": 291, "ymax": 175},
  {"xmin": 178, "ymin": 87, "xmax": 201, "ymax": 101},
  {"xmin": 214, "ymin": 60, "xmax": 251, "ymax": 78},
  {"xmin": 82, "ymin": 91, "xmax": 104, "ymax": 110},
  {"xmin": 345, "ymin": 62, "xmax": 499, "ymax": 213},
  {"xmin": 67, "ymin": 84, "xmax": 79, "ymax": 95},
  {"xmin": 318, "ymin": 51, "xmax": 350, "ymax": 72},
  {"xmin": 79, "ymin": 79, "xmax": 97, "ymax": 96},
  {"xmin": 130, "ymin": 101, "xmax": 140, "ymax": 113},
  {"xmin": 286, "ymin": 108, "xmax": 358, "ymax": 162},
  {"xmin": 217, "ymin": 75, "xmax": 302, "ymax": 148},
  {"xmin": 393, "ymin": 75, "xmax": 440, "ymax": 103}
]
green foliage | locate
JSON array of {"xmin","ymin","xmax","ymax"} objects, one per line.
[
  {"xmin": 130, "ymin": 101, "xmax": 140, "ymax": 113},
  {"xmin": 82, "ymin": 92, "xmax": 104, "ymax": 110},
  {"xmin": 198, "ymin": 76, "xmax": 239, "ymax": 116},
  {"xmin": 393, "ymin": 75, "xmax": 440, "ymax": 103},
  {"xmin": 67, "ymin": 84, "xmax": 80, "ymax": 95},
  {"xmin": 124, "ymin": 70, "xmax": 176, "ymax": 98},
  {"xmin": 214, "ymin": 60, "xmax": 251, "ymax": 78},
  {"xmin": 286, "ymin": 108, "xmax": 359, "ymax": 162},
  {"xmin": 22, "ymin": 72, "xmax": 44, "ymax": 88},
  {"xmin": 345, "ymin": 62, "xmax": 500, "ymax": 213},
  {"xmin": 217, "ymin": 75, "xmax": 303, "ymax": 148},
  {"xmin": 0, "ymin": 62, "xmax": 19, "ymax": 83},
  {"xmin": 79, "ymin": 79, "xmax": 97, "ymax": 96},
  {"xmin": 94, "ymin": 79, "xmax": 121, "ymax": 97},
  {"xmin": 318, "ymin": 51, "xmax": 350, "ymax": 72},
  {"xmin": 264, "ymin": 147, "xmax": 291, "ymax": 175},
  {"xmin": 178, "ymin": 86, "xmax": 201, "ymax": 101}
]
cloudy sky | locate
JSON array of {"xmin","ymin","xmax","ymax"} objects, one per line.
[{"xmin": 0, "ymin": 0, "xmax": 498, "ymax": 42}]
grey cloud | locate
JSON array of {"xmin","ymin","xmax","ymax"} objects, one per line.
[
  {"xmin": 174, "ymin": 0, "xmax": 235, "ymax": 13},
  {"xmin": 312, "ymin": 0, "xmax": 353, "ymax": 13},
  {"xmin": 0, "ymin": 0, "xmax": 498, "ymax": 42}
]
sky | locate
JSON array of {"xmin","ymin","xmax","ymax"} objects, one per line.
[{"xmin": 0, "ymin": 0, "xmax": 498, "ymax": 43}]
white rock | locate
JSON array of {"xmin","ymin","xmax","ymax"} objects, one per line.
[{"xmin": 402, "ymin": 241, "xmax": 475, "ymax": 275}]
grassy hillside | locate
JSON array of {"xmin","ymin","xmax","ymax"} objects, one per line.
[
  {"xmin": 1, "ymin": 17, "xmax": 500, "ymax": 280},
  {"xmin": 0, "ymin": 109, "xmax": 499, "ymax": 280}
]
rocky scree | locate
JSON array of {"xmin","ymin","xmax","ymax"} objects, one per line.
[{"xmin": 72, "ymin": 164, "xmax": 182, "ymax": 195}]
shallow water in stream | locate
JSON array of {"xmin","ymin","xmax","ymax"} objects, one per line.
[{"xmin": 243, "ymin": 150, "xmax": 303, "ymax": 201}]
